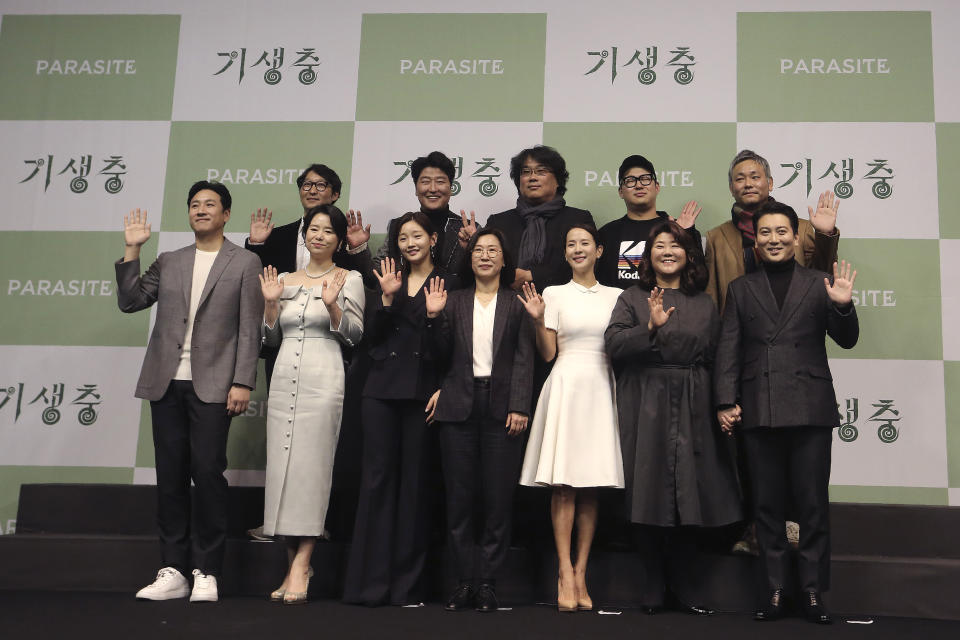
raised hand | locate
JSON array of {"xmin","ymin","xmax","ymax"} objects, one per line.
[
  {"xmin": 457, "ymin": 209, "xmax": 478, "ymax": 248},
  {"xmin": 517, "ymin": 281, "xmax": 546, "ymax": 323},
  {"xmin": 124, "ymin": 208, "xmax": 152, "ymax": 247},
  {"xmin": 321, "ymin": 268, "xmax": 347, "ymax": 307},
  {"xmin": 808, "ymin": 190, "xmax": 839, "ymax": 235},
  {"xmin": 424, "ymin": 276, "xmax": 448, "ymax": 318},
  {"xmin": 259, "ymin": 265, "xmax": 284, "ymax": 303},
  {"xmin": 824, "ymin": 259, "xmax": 857, "ymax": 306},
  {"xmin": 346, "ymin": 209, "xmax": 371, "ymax": 249},
  {"xmin": 647, "ymin": 286, "xmax": 676, "ymax": 331},
  {"xmin": 676, "ymin": 200, "xmax": 702, "ymax": 229},
  {"xmin": 374, "ymin": 257, "xmax": 403, "ymax": 300},
  {"xmin": 424, "ymin": 389, "xmax": 441, "ymax": 424},
  {"xmin": 249, "ymin": 208, "xmax": 274, "ymax": 244}
]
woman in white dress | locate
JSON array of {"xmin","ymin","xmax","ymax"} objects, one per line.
[
  {"xmin": 259, "ymin": 205, "xmax": 365, "ymax": 604},
  {"xmin": 517, "ymin": 222, "xmax": 624, "ymax": 612}
]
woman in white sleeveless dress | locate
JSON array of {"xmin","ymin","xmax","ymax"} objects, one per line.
[{"xmin": 517, "ymin": 222, "xmax": 624, "ymax": 612}]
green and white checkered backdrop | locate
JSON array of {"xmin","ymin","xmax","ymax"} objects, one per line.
[{"xmin": 1, "ymin": 0, "xmax": 958, "ymax": 534}]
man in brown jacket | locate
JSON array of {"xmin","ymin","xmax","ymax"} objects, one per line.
[{"xmin": 705, "ymin": 149, "xmax": 840, "ymax": 313}]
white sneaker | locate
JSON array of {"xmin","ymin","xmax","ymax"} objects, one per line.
[
  {"xmin": 190, "ymin": 569, "xmax": 219, "ymax": 602},
  {"xmin": 136, "ymin": 567, "xmax": 189, "ymax": 600}
]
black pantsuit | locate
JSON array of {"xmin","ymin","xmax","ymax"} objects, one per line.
[
  {"xmin": 343, "ymin": 398, "xmax": 434, "ymax": 605},
  {"xmin": 743, "ymin": 426, "xmax": 833, "ymax": 593},
  {"xmin": 343, "ymin": 272, "xmax": 448, "ymax": 606},
  {"xmin": 631, "ymin": 525, "xmax": 697, "ymax": 607},
  {"xmin": 150, "ymin": 380, "xmax": 232, "ymax": 576},
  {"xmin": 438, "ymin": 378, "xmax": 524, "ymax": 584}
]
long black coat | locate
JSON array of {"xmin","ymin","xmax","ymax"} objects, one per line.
[{"xmin": 605, "ymin": 287, "xmax": 741, "ymax": 527}]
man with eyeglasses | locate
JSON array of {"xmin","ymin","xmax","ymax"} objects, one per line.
[
  {"xmin": 485, "ymin": 145, "xmax": 594, "ymax": 291},
  {"xmin": 247, "ymin": 163, "xmax": 369, "ymax": 275},
  {"xmin": 597, "ymin": 155, "xmax": 703, "ymax": 289}
]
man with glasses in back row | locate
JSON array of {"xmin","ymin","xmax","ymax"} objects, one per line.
[{"xmin": 597, "ymin": 155, "xmax": 703, "ymax": 289}]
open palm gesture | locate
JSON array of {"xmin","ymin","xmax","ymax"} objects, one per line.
[
  {"xmin": 259, "ymin": 265, "xmax": 284, "ymax": 303},
  {"xmin": 517, "ymin": 281, "xmax": 546, "ymax": 323},
  {"xmin": 321, "ymin": 269, "xmax": 347, "ymax": 307},
  {"xmin": 375, "ymin": 258, "xmax": 403, "ymax": 298},
  {"xmin": 647, "ymin": 286, "xmax": 676, "ymax": 331},
  {"xmin": 809, "ymin": 190, "xmax": 839, "ymax": 235},
  {"xmin": 675, "ymin": 200, "xmax": 702, "ymax": 230},
  {"xmin": 249, "ymin": 208, "xmax": 274, "ymax": 243},
  {"xmin": 824, "ymin": 260, "xmax": 857, "ymax": 306},
  {"xmin": 346, "ymin": 209, "xmax": 371, "ymax": 249},
  {"xmin": 124, "ymin": 208, "xmax": 152, "ymax": 247},
  {"xmin": 424, "ymin": 276, "xmax": 448, "ymax": 318}
]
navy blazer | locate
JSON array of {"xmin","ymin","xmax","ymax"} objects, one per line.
[
  {"xmin": 714, "ymin": 262, "xmax": 859, "ymax": 430},
  {"xmin": 429, "ymin": 288, "xmax": 535, "ymax": 423}
]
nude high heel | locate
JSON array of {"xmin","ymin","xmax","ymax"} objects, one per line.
[{"xmin": 283, "ymin": 567, "xmax": 314, "ymax": 605}]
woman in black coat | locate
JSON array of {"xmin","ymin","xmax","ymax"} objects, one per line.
[{"xmin": 604, "ymin": 220, "xmax": 741, "ymax": 614}]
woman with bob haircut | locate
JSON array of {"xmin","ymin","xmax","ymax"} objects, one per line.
[{"xmin": 604, "ymin": 219, "xmax": 741, "ymax": 615}]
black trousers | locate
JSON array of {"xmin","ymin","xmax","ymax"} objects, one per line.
[
  {"xmin": 438, "ymin": 378, "xmax": 523, "ymax": 585},
  {"xmin": 343, "ymin": 397, "xmax": 434, "ymax": 605},
  {"xmin": 149, "ymin": 380, "xmax": 231, "ymax": 577},
  {"xmin": 742, "ymin": 426, "xmax": 832, "ymax": 594},
  {"xmin": 632, "ymin": 525, "xmax": 697, "ymax": 607}
]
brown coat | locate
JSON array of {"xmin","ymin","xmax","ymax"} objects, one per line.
[{"xmin": 704, "ymin": 218, "xmax": 839, "ymax": 313}]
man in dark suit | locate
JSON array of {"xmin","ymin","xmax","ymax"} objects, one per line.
[
  {"xmin": 714, "ymin": 200, "xmax": 859, "ymax": 625},
  {"xmin": 484, "ymin": 145, "xmax": 594, "ymax": 291},
  {"xmin": 116, "ymin": 181, "xmax": 263, "ymax": 602}
]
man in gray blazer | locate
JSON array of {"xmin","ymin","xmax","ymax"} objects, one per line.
[
  {"xmin": 115, "ymin": 180, "xmax": 263, "ymax": 603},
  {"xmin": 714, "ymin": 200, "xmax": 858, "ymax": 625}
]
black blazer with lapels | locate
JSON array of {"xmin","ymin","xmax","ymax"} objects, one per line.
[
  {"xmin": 428, "ymin": 288, "xmax": 535, "ymax": 423},
  {"xmin": 714, "ymin": 262, "xmax": 859, "ymax": 430}
]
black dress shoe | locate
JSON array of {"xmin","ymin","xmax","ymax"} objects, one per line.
[
  {"xmin": 475, "ymin": 584, "xmax": 498, "ymax": 613},
  {"xmin": 444, "ymin": 584, "xmax": 474, "ymax": 612},
  {"xmin": 802, "ymin": 591, "xmax": 833, "ymax": 625},
  {"xmin": 754, "ymin": 588, "xmax": 784, "ymax": 621}
]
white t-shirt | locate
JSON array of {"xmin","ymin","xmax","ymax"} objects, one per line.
[
  {"xmin": 472, "ymin": 294, "xmax": 497, "ymax": 377},
  {"xmin": 174, "ymin": 248, "xmax": 219, "ymax": 381}
]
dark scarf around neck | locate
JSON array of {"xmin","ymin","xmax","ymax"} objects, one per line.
[{"xmin": 515, "ymin": 196, "xmax": 566, "ymax": 269}]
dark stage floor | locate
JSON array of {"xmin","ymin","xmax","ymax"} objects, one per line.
[{"xmin": 3, "ymin": 591, "xmax": 960, "ymax": 640}]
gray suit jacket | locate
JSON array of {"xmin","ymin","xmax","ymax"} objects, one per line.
[
  {"xmin": 115, "ymin": 238, "xmax": 264, "ymax": 403},
  {"xmin": 429, "ymin": 288, "xmax": 535, "ymax": 423},
  {"xmin": 714, "ymin": 263, "xmax": 859, "ymax": 429}
]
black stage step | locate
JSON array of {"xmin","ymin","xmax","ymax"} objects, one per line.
[{"xmin": 4, "ymin": 484, "xmax": 960, "ymax": 620}]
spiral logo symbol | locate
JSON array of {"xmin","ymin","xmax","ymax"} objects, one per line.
[
  {"xmin": 638, "ymin": 69, "xmax": 656, "ymax": 85},
  {"xmin": 264, "ymin": 69, "xmax": 281, "ymax": 85},
  {"xmin": 299, "ymin": 68, "xmax": 316, "ymax": 85},
  {"xmin": 70, "ymin": 177, "xmax": 88, "ymax": 194},
  {"xmin": 872, "ymin": 181, "xmax": 892, "ymax": 199},
  {"xmin": 78, "ymin": 407, "xmax": 97, "ymax": 426},
  {"xmin": 877, "ymin": 424, "xmax": 898, "ymax": 443},
  {"xmin": 674, "ymin": 68, "xmax": 693, "ymax": 85},
  {"xmin": 837, "ymin": 424, "xmax": 858, "ymax": 442},
  {"xmin": 450, "ymin": 181, "xmax": 461, "ymax": 196},
  {"xmin": 833, "ymin": 181, "xmax": 853, "ymax": 199},
  {"xmin": 479, "ymin": 179, "xmax": 498, "ymax": 197},
  {"xmin": 41, "ymin": 407, "xmax": 60, "ymax": 425},
  {"xmin": 601, "ymin": 50, "xmax": 609, "ymax": 59},
  {"xmin": 104, "ymin": 176, "xmax": 123, "ymax": 194}
]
